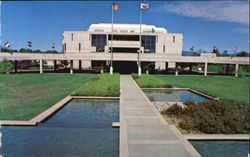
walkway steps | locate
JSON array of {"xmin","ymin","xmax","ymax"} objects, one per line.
[{"xmin": 120, "ymin": 75, "xmax": 201, "ymax": 157}]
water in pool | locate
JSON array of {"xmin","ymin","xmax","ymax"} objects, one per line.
[
  {"xmin": 0, "ymin": 99, "xmax": 119, "ymax": 157},
  {"xmin": 144, "ymin": 90, "xmax": 209, "ymax": 102},
  {"xmin": 191, "ymin": 141, "xmax": 249, "ymax": 157}
]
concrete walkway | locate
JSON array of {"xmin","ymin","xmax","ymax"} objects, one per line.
[{"xmin": 120, "ymin": 75, "xmax": 201, "ymax": 157}]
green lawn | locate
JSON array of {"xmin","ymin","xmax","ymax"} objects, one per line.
[
  {"xmin": 131, "ymin": 73, "xmax": 172, "ymax": 88},
  {"xmin": 0, "ymin": 74, "xmax": 94, "ymax": 120},
  {"xmin": 157, "ymin": 75, "xmax": 249, "ymax": 103},
  {"xmin": 72, "ymin": 73, "xmax": 120, "ymax": 97}
]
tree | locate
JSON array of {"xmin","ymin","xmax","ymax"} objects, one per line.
[
  {"xmin": 1, "ymin": 48, "xmax": 18, "ymax": 52},
  {"xmin": 45, "ymin": 50, "xmax": 58, "ymax": 53},
  {"xmin": 219, "ymin": 50, "xmax": 230, "ymax": 56},
  {"xmin": 236, "ymin": 51, "xmax": 249, "ymax": 57},
  {"xmin": 19, "ymin": 48, "xmax": 33, "ymax": 53},
  {"xmin": 0, "ymin": 58, "xmax": 14, "ymax": 74},
  {"xmin": 33, "ymin": 49, "xmax": 42, "ymax": 53}
]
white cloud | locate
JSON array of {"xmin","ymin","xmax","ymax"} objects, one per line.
[
  {"xmin": 157, "ymin": 1, "xmax": 249, "ymax": 25},
  {"xmin": 231, "ymin": 27, "xmax": 249, "ymax": 34}
]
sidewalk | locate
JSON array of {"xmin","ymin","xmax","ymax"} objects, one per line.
[{"xmin": 119, "ymin": 75, "xmax": 201, "ymax": 157}]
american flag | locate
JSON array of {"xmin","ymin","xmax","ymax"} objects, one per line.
[
  {"xmin": 4, "ymin": 42, "xmax": 10, "ymax": 48},
  {"xmin": 190, "ymin": 45, "xmax": 195, "ymax": 51},
  {"xmin": 140, "ymin": 3, "xmax": 149, "ymax": 10},
  {"xmin": 112, "ymin": 3, "xmax": 119, "ymax": 11},
  {"xmin": 213, "ymin": 46, "xmax": 218, "ymax": 53},
  {"xmin": 27, "ymin": 41, "xmax": 32, "ymax": 47},
  {"xmin": 233, "ymin": 47, "xmax": 237, "ymax": 52}
]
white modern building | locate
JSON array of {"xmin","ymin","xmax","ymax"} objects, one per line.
[{"xmin": 63, "ymin": 23, "xmax": 183, "ymax": 73}]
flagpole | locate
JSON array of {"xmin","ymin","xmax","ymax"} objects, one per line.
[
  {"xmin": 110, "ymin": 5, "xmax": 114, "ymax": 75},
  {"xmin": 138, "ymin": 2, "xmax": 142, "ymax": 75}
]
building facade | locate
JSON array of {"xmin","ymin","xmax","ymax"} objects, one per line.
[{"xmin": 63, "ymin": 23, "xmax": 183, "ymax": 72}]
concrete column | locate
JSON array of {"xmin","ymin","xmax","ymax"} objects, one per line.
[
  {"xmin": 53, "ymin": 60, "xmax": 57, "ymax": 71},
  {"xmin": 70, "ymin": 60, "xmax": 73, "ymax": 74},
  {"xmin": 175, "ymin": 63, "xmax": 178, "ymax": 76},
  {"xmin": 235, "ymin": 64, "xmax": 239, "ymax": 77},
  {"xmin": 189, "ymin": 65, "xmax": 192, "ymax": 72},
  {"xmin": 138, "ymin": 66, "xmax": 141, "ymax": 75},
  {"xmin": 39, "ymin": 59, "xmax": 43, "ymax": 74},
  {"xmin": 14, "ymin": 60, "xmax": 18, "ymax": 73},
  {"xmin": 110, "ymin": 66, "xmax": 113, "ymax": 75},
  {"xmin": 204, "ymin": 62, "xmax": 208, "ymax": 76},
  {"xmin": 79, "ymin": 60, "xmax": 82, "ymax": 70}
]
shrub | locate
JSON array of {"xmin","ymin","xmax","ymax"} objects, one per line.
[
  {"xmin": 0, "ymin": 58, "xmax": 14, "ymax": 74},
  {"xmin": 235, "ymin": 67, "xmax": 248, "ymax": 77},
  {"xmin": 163, "ymin": 100, "xmax": 249, "ymax": 134},
  {"xmin": 162, "ymin": 104, "xmax": 183, "ymax": 117},
  {"xmin": 183, "ymin": 100, "xmax": 196, "ymax": 107},
  {"xmin": 131, "ymin": 74, "xmax": 172, "ymax": 88}
]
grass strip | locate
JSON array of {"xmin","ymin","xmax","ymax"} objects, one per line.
[
  {"xmin": 72, "ymin": 73, "xmax": 120, "ymax": 97},
  {"xmin": 157, "ymin": 75, "xmax": 249, "ymax": 103},
  {"xmin": 131, "ymin": 73, "xmax": 172, "ymax": 88}
]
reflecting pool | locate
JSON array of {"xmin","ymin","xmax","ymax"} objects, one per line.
[
  {"xmin": 191, "ymin": 141, "xmax": 249, "ymax": 157},
  {"xmin": 144, "ymin": 90, "xmax": 209, "ymax": 102},
  {"xmin": 1, "ymin": 99, "xmax": 119, "ymax": 157}
]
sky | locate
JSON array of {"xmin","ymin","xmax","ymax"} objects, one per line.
[{"xmin": 0, "ymin": 1, "xmax": 249, "ymax": 53}]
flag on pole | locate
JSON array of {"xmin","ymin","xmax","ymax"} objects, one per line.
[
  {"xmin": 112, "ymin": 3, "xmax": 119, "ymax": 11},
  {"xmin": 233, "ymin": 46, "xmax": 237, "ymax": 52},
  {"xmin": 213, "ymin": 46, "xmax": 218, "ymax": 53},
  {"xmin": 140, "ymin": 3, "xmax": 149, "ymax": 10},
  {"xmin": 52, "ymin": 42, "xmax": 55, "ymax": 49},
  {"xmin": 27, "ymin": 41, "xmax": 32, "ymax": 47},
  {"xmin": 4, "ymin": 42, "xmax": 10, "ymax": 48},
  {"xmin": 190, "ymin": 45, "xmax": 195, "ymax": 51}
]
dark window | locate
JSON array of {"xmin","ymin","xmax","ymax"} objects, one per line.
[
  {"xmin": 163, "ymin": 45, "xmax": 165, "ymax": 53},
  {"xmin": 79, "ymin": 43, "xmax": 81, "ymax": 51},
  {"xmin": 173, "ymin": 36, "xmax": 175, "ymax": 43},
  {"xmin": 64, "ymin": 43, "xmax": 66, "ymax": 51},
  {"xmin": 108, "ymin": 35, "xmax": 139, "ymax": 41},
  {"xmin": 141, "ymin": 35, "xmax": 156, "ymax": 53},
  {"xmin": 91, "ymin": 34, "xmax": 106, "ymax": 52},
  {"xmin": 71, "ymin": 33, "xmax": 74, "ymax": 41},
  {"xmin": 111, "ymin": 48, "xmax": 138, "ymax": 53}
]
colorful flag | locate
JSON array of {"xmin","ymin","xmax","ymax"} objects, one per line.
[
  {"xmin": 233, "ymin": 46, "xmax": 237, "ymax": 52},
  {"xmin": 190, "ymin": 45, "xmax": 195, "ymax": 51},
  {"xmin": 4, "ymin": 42, "xmax": 10, "ymax": 48},
  {"xmin": 213, "ymin": 46, "xmax": 218, "ymax": 53},
  {"xmin": 27, "ymin": 41, "xmax": 32, "ymax": 47},
  {"xmin": 140, "ymin": 3, "xmax": 149, "ymax": 10},
  {"xmin": 112, "ymin": 3, "xmax": 119, "ymax": 11},
  {"xmin": 52, "ymin": 42, "xmax": 55, "ymax": 49}
]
